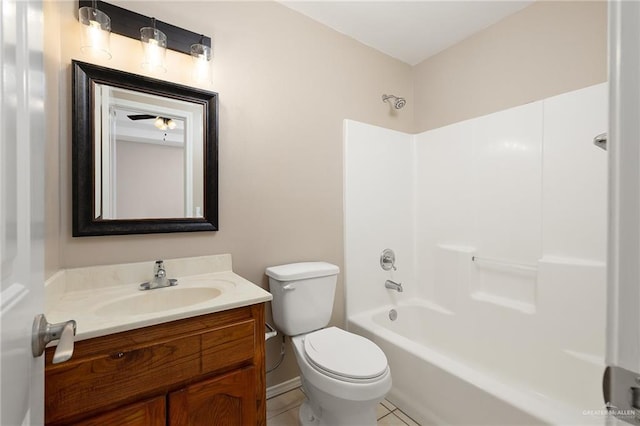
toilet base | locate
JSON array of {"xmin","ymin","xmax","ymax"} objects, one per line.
[
  {"xmin": 299, "ymin": 378, "xmax": 380, "ymax": 426},
  {"xmin": 298, "ymin": 400, "xmax": 319, "ymax": 426}
]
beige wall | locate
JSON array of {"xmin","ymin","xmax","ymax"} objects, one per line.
[
  {"xmin": 413, "ymin": 0, "xmax": 608, "ymax": 132},
  {"xmin": 45, "ymin": 0, "xmax": 413, "ymax": 387},
  {"xmin": 44, "ymin": 0, "xmax": 607, "ymax": 390}
]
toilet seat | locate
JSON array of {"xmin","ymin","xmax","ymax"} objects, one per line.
[{"xmin": 303, "ymin": 327, "xmax": 388, "ymax": 382}]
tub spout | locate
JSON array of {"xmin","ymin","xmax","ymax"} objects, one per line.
[{"xmin": 385, "ymin": 279, "xmax": 403, "ymax": 292}]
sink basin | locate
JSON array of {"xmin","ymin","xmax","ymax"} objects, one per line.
[{"xmin": 95, "ymin": 286, "xmax": 222, "ymax": 316}]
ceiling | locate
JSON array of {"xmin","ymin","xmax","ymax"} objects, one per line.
[{"xmin": 279, "ymin": 1, "xmax": 535, "ymax": 65}]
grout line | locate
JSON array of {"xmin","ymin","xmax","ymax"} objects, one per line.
[
  {"xmin": 379, "ymin": 411, "xmax": 410, "ymax": 425},
  {"xmin": 391, "ymin": 408, "xmax": 421, "ymax": 426},
  {"xmin": 266, "ymin": 388, "xmax": 305, "ymax": 420},
  {"xmin": 381, "ymin": 399, "xmax": 397, "ymax": 411}
]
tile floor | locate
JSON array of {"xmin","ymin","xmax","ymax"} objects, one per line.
[{"xmin": 267, "ymin": 388, "xmax": 420, "ymax": 426}]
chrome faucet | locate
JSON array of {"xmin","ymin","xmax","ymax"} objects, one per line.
[
  {"xmin": 385, "ymin": 279, "xmax": 403, "ymax": 292},
  {"xmin": 139, "ymin": 260, "xmax": 178, "ymax": 290}
]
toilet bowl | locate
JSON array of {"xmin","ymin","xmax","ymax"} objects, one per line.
[
  {"xmin": 291, "ymin": 327, "xmax": 392, "ymax": 426},
  {"xmin": 266, "ymin": 262, "xmax": 392, "ymax": 426}
]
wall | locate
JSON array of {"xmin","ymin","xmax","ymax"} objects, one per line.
[
  {"xmin": 413, "ymin": 0, "xmax": 608, "ymax": 132},
  {"xmin": 416, "ymin": 101, "xmax": 543, "ymax": 311},
  {"xmin": 44, "ymin": 0, "xmax": 63, "ymax": 281},
  {"xmin": 44, "ymin": 0, "xmax": 413, "ymax": 388},
  {"xmin": 343, "ymin": 121, "xmax": 415, "ymax": 315},
  {"xmin": 116, "ymin": 142, "xmax": 184, "ymax": 218},
  {"xmin": 414, "ymin": 82, "xmax": 607, "ymax": 409}
]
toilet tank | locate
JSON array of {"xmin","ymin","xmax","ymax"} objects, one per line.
[{"xmin": 266, "ymin": 262, "xmax": 339, "ymax": 336}]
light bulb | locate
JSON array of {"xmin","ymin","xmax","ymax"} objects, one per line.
[
  {"xmin": 140, "ymin": 27, "xmax": 167, "ymax": 73},
  {"xmin": 154, "ymin": 117, "xmax": 165, "ymax": 130}
]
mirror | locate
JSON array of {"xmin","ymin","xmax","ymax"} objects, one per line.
[{"xmin": 72, "ymin": 60, "xmax": 218, "ymax": 236}]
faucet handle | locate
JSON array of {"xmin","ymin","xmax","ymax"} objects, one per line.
[
  {"xmin": 154, "ymin": 260, "xmax": 165, "ymax": 276},
  {"xmin": 380, "ymin": 249, "xmax": 397, "ymax": 271}
]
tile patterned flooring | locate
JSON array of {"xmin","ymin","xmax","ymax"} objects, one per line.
[{"xmin": 267, "ymin": 388, "xmax": 420, "ymax": 426}]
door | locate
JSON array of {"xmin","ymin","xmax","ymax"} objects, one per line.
[
  {"xmin": 605, "ymin": 0, "xmax": 640, "ymax": 424},
  {"xmin": 0, "ymin": 0, "xmax": 46, "ymax": 424},
  {"xmin": 168, "ymin": 367, "xmax": 257, "ymax": 426},
  {"xmin": 71, "ymin": 396, "xmax": 166, "ymax": 426}
]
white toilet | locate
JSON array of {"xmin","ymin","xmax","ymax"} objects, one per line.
[{"xmin": 266, "ymin": 262, "xmax": 392, "ymax": 426}]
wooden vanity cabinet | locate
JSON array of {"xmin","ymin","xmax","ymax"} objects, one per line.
[{"xmin": 45, "ymin": 304, "xmax": 266, "ymax": 426}]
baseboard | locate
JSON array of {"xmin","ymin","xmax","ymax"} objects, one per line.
[{"xmin": 266, "ymin": 376, "xmax": 302, "ymax": 399}]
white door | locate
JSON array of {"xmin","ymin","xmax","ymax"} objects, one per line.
[
  {"xmin": 0, "ymin": 0, "xmax": 46, "ymax": 424},
  {"xmin": 605, "ymin": 0, "xmax": 640, "ymax": 424}
]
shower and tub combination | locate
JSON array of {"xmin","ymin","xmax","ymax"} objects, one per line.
[{"xmin": 344, "ymin": 83, "xmax": 608, "ymax": 425}]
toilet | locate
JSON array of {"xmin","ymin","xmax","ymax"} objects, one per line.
[{"xmin": 266, "ymin": 262, "xmax": 392, "ymax": 426}]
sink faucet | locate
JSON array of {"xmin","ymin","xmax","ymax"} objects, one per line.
[
  {"xmin": 139, "ymin": 260, "xmax": 178, "ymax": 290},
  {"xmin": 385, "ymin": 279, "xmax": 403, "ymax": 292}
]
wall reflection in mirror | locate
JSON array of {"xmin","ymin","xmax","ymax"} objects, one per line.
[{"xmin": 93, "ymin": 84, "xmax": 204, "ymax": 220}]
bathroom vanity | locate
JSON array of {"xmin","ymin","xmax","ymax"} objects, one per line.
[{"xmin": 43, "ymin": 255, "xmax": 271, "ymax": 425}]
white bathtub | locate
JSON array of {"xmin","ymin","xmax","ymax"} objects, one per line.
[{"xmin": 348, "ymin": 300, "xmax": 607, "ymax": 426}]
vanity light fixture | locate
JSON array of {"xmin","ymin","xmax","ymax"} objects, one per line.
[
  {"xmin": 140, "ymin": 18, "xmax": 167, "ymax": 73},
  {"xmin": 78, "ymin": 1, "xmax": 111, "ymax": 60},
  {"xmin": 191, "ymin": 39, "xmax": 213, "ymax": 84},
  {"xmin": 78, "ymin": 1, "xmax": 213, "ymax": 79}
]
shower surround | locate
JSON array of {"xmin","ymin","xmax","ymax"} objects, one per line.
[{"xmin": 344, "ymin": 83, "xmax": 607, "ymax": 425}]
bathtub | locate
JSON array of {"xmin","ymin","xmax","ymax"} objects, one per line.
[{"xmin": 348, "ymin": 300, "xmax": 607, "ymax": 426}]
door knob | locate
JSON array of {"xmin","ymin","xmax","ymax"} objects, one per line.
[{"xmin": 32, "ymin": 314, "xmax": 77, "ymax": 364}]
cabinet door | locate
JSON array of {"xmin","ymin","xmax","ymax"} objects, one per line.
[
  {"xmin": 72, "ymin": 396, "xmax": 165, "ymax": 426},
  {"xmin": 169, "ymin": 367, "xmax": 257, "ymax": 426}
]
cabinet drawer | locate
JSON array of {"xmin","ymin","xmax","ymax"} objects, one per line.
[
  {"xmin": 202, "ymin": 319, "xmax": 255, "ymax": 374},
  {"xmin": 45, "ymin": 335, "xmax": 200, "ymax": 424}
]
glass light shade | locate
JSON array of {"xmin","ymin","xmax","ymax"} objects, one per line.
[
  {"xmin": 140, "ymin": 27, "xmax": 167, "ymax": 73},
  {"xmin": 79, "ymin": 7, "xmax": 111, "ymax": 60},
  {"xmin": 190, "ymin": 43, "xmax": 212, "ymax": 84}
]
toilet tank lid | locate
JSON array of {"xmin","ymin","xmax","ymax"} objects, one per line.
[{"xmin": 265, "ymin": 262, "xmax": 339, "ymax": 281}]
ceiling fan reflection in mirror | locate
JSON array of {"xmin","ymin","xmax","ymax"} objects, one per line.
[{"xmin": 127, "ymin": 113, "xmax": 177, "ymax": 130}]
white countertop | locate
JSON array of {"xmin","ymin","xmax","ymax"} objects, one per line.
[{"xmin": 45, "ymin": 255, "xmax": 272, "ymax": 342}]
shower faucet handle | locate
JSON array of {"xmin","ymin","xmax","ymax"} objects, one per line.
[{"xmin": 380, "ymin": 248, "xmax": 397, "ymax": 271}]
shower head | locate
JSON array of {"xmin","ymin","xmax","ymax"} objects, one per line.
[{"xmin": 382, "ymin": 94, "xmax": 406, "ymax": 109}]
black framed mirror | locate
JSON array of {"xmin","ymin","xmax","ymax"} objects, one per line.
[{"xmin": 72, "ymin": 60, "xmax": 218, "ymax": 236}]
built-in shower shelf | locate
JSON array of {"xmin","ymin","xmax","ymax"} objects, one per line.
[
  {"xmin": 470, "ymin": 291, "xmax": 536, "ymax": 314},
  {"xmin": 471, "ymin": 256, "xmax": 538, "ymax": 273}
]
